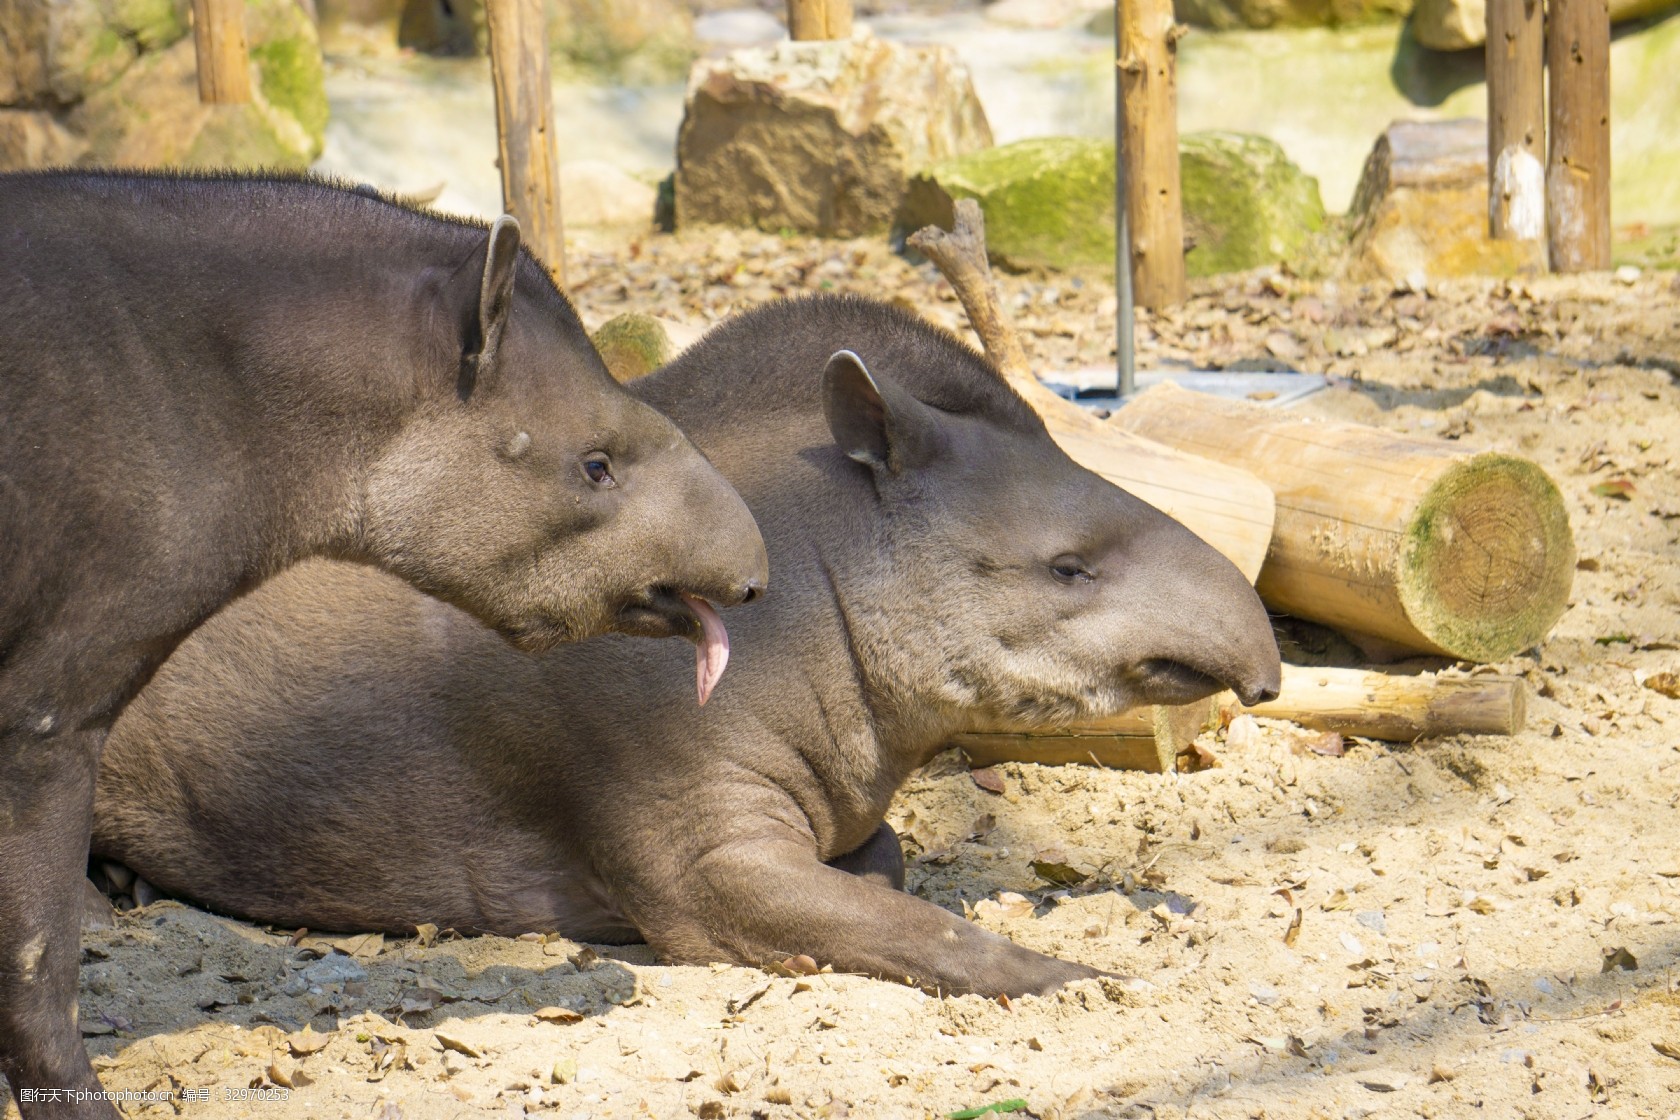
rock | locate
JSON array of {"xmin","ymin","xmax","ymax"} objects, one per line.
[
  {"xmin": 1411, "ymin": 0, "xmax": 1679, "ymax": 51},
  {"xmin": 1342, "ymin": 118, "xmax": 1544, "ymax": 284},
  {"xmin": 300, "ymin": 952, "xmax": 368, "ymax": 987},
  {"xmin": 551, "ymin": 0, "xmax": 696, "ymax": 83},
  {"xmin": 67, "ymin": 0, "xmax": 326, "ymax": 168},
  {"xmin": 674, "ymin": 32, "xmax": 993, "ymax": 237},
  {"xmin": 1180, "ymin": 131, "xmax": 1327, "ymax": 277},
  {"xmin": 1172, "ymin": 0, "xmax": 1413, "ymax": 31},
  {"xmin": 0, "ymin": 110, "xmax": 87, "ymax": 166},
  {"xmin": 591, "ymin": 313, "xmax": 672, "ymax": 382},
  {"xmin": 904, "ymin": 132, "xmax": 1324, "ymax": 276},
  {"xmin": 0, "ymin": 0, "xmax": 190, "ymax": 106},
  {"xmin": 902, "ymin": 137, "xmax": 1115, "ymax": 272},
  {"xmin": 560, "ymin": 161, "xmax": 657, "ymax": 228}
]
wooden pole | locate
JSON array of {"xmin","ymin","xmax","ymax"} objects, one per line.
[
  {"xmin": 788, "ymin": 0, "xmax": 852, "ymax": 40},
  {"xmin": 1486, "ymin": 0, "xmax": 1545, "ymax": 241},
  {"xmin": 191, "ymin": 0, "xmax": 252, "ymax": 104},
  {"xmin": 1111, "ymin": 383, "xmax": 1576, "ymax": 663},
  {"xmin": 1545, "ymin": 0, "xmax": 1611, "ymax": 272},
  {"xmin": 1116, "ymin": 0, "xmax": 1186, "ymax": 309},
  {"xmin": 953, "ymin": 666, "xmax": 1526, "ymax": 772},
  {"xmin": 485, "ymin": 0, "xmax": 565, "ymax": 285},
  {"xmin": 908, "ymin": 202, "xmax": 1275, "ymax": 582}
]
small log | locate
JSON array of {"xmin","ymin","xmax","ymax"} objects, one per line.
[
  {"xmin": 191, "ymin": 0, "xmax": 253, "ymax": 104},
  {"xmin": 954, "ymin": 666, "xmax": 1525, "ymax": 772},
  {"xmin": 1486, "ymin": 0, "xmax": 1545, "ymax": 241},
  {"xmin": 486, "ymin": 0, "xmax": 565, "ymax": 284},
  {"xmin": 908, "ymin": 201, "xmax": 1275, "ymax": 582},
  {"xmin": 1111, "ymin": 382, "xmax": 1575, "ymax": 662},
  {"xmin": 1116, "ymin": 0, "xmax": 1187, "ymax": 309},
  {"xmin": 788, "ymin": 0, "xmax": 852, "ymax": 39},
  {"xmin": 1545, "ymin": 0, "xmax": 1611, "ymax": 272}
]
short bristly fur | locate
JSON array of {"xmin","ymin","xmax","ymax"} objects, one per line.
[
  {"xmin": 0, "ymin": 171, "xmax": 765, "ymax": 1120},
  {"xmin": 94, "ymin": 295, "xmax": 1279, "ymax": 1001}
]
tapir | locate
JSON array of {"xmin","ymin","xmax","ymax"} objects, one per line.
[
  {"xmin": 0, "ymin": 171, "xmax": 766, "ymax": 1120},
  {"xmin": 93, "ymin": 294, "xmax": 1281, "ymax": 1001}
]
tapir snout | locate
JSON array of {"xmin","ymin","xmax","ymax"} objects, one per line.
[{"xmin": 1116, "ymin": 502, "xmax": 1282, "ymax": 709}]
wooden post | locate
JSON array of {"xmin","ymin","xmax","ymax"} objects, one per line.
[
  {"xmin": 1486, "ymin": 0, "xmax": 1545, "ymax": 241},
  {"xmin": 1116, "ymin": 0, "xmax": 1186, "ymax": 309},
  {"xmin": 191, "ymin": 0, "xmax": 252, "ymax": 104},
  {"xmin": 1545, "ymin": 0, "xmax": 1611, "ymax": 272},
  {"xmin": 485, "ymin": 0, "xmax": 565, "ymax": 285},
  {"xmin": 788, "ymin": 0, "xmax": 852, "ymax": 40}
]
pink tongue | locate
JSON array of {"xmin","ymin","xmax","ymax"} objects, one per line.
[{"xmin": 680, "ymin": 593, "xmax": 730, "ymax": 706}]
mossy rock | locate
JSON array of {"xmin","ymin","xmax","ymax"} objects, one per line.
[
  {"xmin": 248, "ymin": 0, "xmax": 329, "ymax": 149},
  {"xmin": 902, "ymin": 137, "xmax": 1117, "ymax": 272},
  {"xmin": 1179, "ymin": 131, "xmax": 1327, "ymax": 277},
  {"xmin": 903, "ymin": 133, "xmax": 1326, "ymax": 277},
  {"xmin": 591, "ymin": 313, "xmax": 672, "ymax": 382}
]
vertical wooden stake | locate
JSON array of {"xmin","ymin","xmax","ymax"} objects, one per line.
[
  {"xmin": 1545, "ymin": 0, "xmax": 1611, "ymax": 272},
  {"xmin": 1117, "ymin": 0, "xmax": 1186, "ymax": 310},
  {"xmin": 1486, "ymin": 0, "xmax": 1545, "ymax": 241},
  {"xmin": 486, "ymin": 0, "xmax": 566, "ymax": 285},
  {"xmin": 787, "ymin": 0, "xmax": 852, "ymax": 40},
  {"xmin": 191, "ymin": 0, "xmax": 252, "ymax": 104}
]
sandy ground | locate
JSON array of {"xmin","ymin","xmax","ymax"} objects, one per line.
[{"xmin": 8, "ymin": 235, "xmax": 1680, "ymax": 1120}]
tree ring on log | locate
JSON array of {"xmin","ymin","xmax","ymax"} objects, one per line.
[{"xmin": 1399, "ymin": 453, "xmax": 1575, "ymax": 662}]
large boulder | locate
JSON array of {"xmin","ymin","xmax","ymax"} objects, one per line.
[
  {"xmin": 374, "ymin": 0, "xmax": 694, "ymax": 78},
  {"xmin": 674, "ymin": 32, "xmax": 993, "ymax": 237},
  {"xmin": 561, "ymin": 160, "xmax": 658, "ymax": 228},
  {"xmin": 1342, "ymin": 118, "xmax": 1544, "ymax": 283},
  {"xmin": 1180, "ymin": 131, "xmax": 1327, "ymax": 276},
  {"xmin": 902, "ymin": 133, "xmax": 1326, "ymax": 276},
  {"xmin": 0, "ymin": 0, "xmax": 326, "ymax": 171},
  {"xmin": 1411, "ymin": 0, "xmax": 1678, "ymax": 51},
  {"xmin": 1172, "ymin": 0, "xmax": 1413, "ymax": 31}
]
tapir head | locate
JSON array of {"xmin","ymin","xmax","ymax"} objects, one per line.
[
  {"xmin": 360, "ymin": 217, "xmax": 767, "ymax": 678},
  {"xmin": 821, "ymin": 348, "xmax": 1280, "ymax": 727}
]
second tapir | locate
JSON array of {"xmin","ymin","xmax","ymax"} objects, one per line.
[{"xmin": 94, "ymin": 295, "xmax": 1281, "ymax": 996}]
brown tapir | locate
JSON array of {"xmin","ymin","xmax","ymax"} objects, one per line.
[
  {"xmin": 0, "ymin": 171, "xmax": 767, "ymax": 1120},
  {"xmin": 93, "ymin": 294, "xmax": 1281, "ymax": 1003}
]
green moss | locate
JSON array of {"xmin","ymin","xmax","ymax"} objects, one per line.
[
  {"xmin": 111, "ymin": 0, "xmax": 189, "ymax": 50},
  {"xmin": 912, "ymin": 137, "xmax": 1117, "ymax": 272},
  {"xmin": 251, "ymin": 35, "xmax": 328, "ymax": 146},
  {"xmin": 1179, "ymin": 131, "xmax": 1327, "ymax": 276}
]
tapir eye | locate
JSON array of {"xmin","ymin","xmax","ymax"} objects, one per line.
[
  {"xmin": 1049, "ymin": 556, "xmax": 1094, "ymax": 584},
  {"xmin": 582, "ymin": 456, "xmax": 616, "ymax": 487}
]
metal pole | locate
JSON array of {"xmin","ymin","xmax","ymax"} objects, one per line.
[{"xmin": 1115, "ymin": 18, "xmax": 1135, "ymax": 398}]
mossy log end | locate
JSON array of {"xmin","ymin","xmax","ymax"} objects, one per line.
[{"xmin": 1112, "ymin": 382, "xmax": 1575, "ymax": 662}]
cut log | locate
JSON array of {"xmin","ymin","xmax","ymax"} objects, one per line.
[
  {"xmin": 486, "ymin": 0, "xmax": 566, "ymax": 284},
  {"xmin": 1111, "ymin": 382, "xmax": 1574, "ymax": 662},
  {"xmin": 954, "ymin": 665, "xmax": 1525, "ymax": 772},
  {"xmin": 908, "ymin": 201, "xmax": 1274, "ymax": 582}
]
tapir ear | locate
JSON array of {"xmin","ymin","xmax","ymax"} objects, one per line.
[
  {"xmin": 458, "ymin": 214, "xmax": 521, "ymax": 399},
  {"xmin": 821, "ymin": 350, "xmax": 943, "ymax": 475}
]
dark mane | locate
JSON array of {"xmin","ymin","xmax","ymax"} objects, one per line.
[{"xmin": 642, "ymin": 294, "xmax": 1046, "ymax": 436}]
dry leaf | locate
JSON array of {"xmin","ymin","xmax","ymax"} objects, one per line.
[
  {"xmin": 1601, "ymin": 946, "xmax": 1638, "ymax": 972},
  {"xmin": 287, "ymin": 1026, "xmax": 332, "ymax": 1056},
  {"xmin": 970, "ymin": 767, "xmax": 1006, "ymax": 795},
  {"xmin": 534, "ymin": 1006, "xmax": 582, "ymax": 1025},
  {"xmin": 412, "ymin": 923, "xmax": 438, "ymax": 948},
  {"xmin": 1641, "ymin": 671, "xmax": 1680, "ymax": 699},
  {"xmin": 974, "ymin": 892, "xmax": 1035, "ymax": 922},
  {"xmin": 1283, "ymin": 908, "xmax": 1303, "ymax": 946},
  {"xmin": 1654, "ymin": 1040, "xmax": 1680, "ymax": 1061},
  {"xmin": 727, "ymin": 980, "xmax": 772, "ymax": 1014},
  {"xmin": 435, "ymin": 1031, "xmax": 484, "ymax": 1058},
  {"xmin": 1030, "ymin": 850, "xmax": 1087, "ymax": 887}
]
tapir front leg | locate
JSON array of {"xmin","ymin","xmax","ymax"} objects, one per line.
[
  {"xmin": 0, "ymin": 726, "xmax": 117, "ymax": 1120},
  {"xmin": 646, "ymin": 829, "xmax": 1098, "ymax": 997}
]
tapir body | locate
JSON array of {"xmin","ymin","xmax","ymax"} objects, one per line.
[
  {"xmin": 0, "ymin": 171, "xmax": 765, "ymax": 1119},
  {"xmin": 94, "ymin": 295, "xmax": 1280, "ymax": 999}
]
